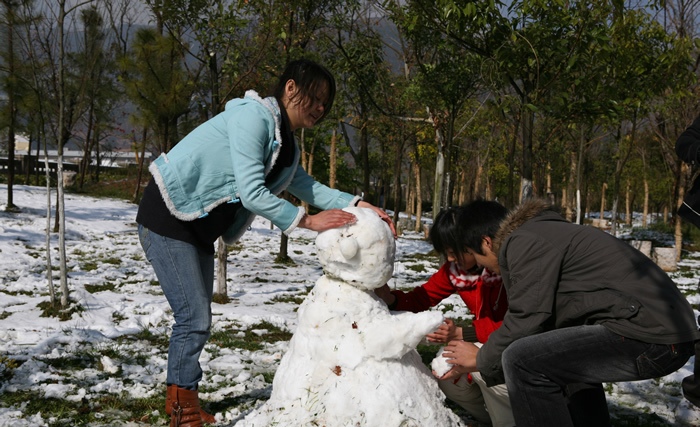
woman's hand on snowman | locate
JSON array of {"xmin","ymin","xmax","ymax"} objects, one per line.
[
  {"xmin": 427, "ymin": 318, "xmax": 462, "ymax": 343},
  {"xmin": 298, "ymin": 209, "xmax": 357, "ymax": 232},
  {"xmin": 357, "ymin": 201, "xmax": 397, "ymax": 238}
]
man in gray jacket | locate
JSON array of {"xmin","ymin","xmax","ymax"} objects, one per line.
[{"xmin": 441, "ymin": 199, "xmax": 699, "ymax": 427}]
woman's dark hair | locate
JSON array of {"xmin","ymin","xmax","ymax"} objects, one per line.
[
  {"xmin": 429, "ymin": 206, "xmax": 463, "ymax": 260},
  {"xmin": 457, "ymin": 199, "xmax": 508, "ymax": 255},
  {"xmin": 271, "ymin": 59, "xmax": 336, "ymax": 122}
]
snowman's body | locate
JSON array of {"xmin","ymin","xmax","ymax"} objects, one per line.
[{"xmin": 238, "ymin": 208, "xmax": 465, "ymax": 427}]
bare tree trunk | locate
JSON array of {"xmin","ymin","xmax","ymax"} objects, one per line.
[
  {"xmin": 308, "ymin": 141, "xmax": 315, "ymax": 182},
  {"xmin": 216, "ymin": 237, "xmax": 227, "ymax": 297},
  {"xmin": 413, "ymin": 160, "xmax": 423, "ymax": 233},
  {"xmin": 643, "ymin": 179, "xmax": 649, "ymax": 227},
  {"xmin": 429, "ymin": 107, "xmax": 446, "ymax": 221},
  {"xmin": 474, "ymin": 153, "xmax": 483, "ymax": 201},
  {"xmin": 93, "ymin": 126, "xmax": 101, "ymax": 183},
  {"xmin": 520, "ymin": 102, "xmax": 534, "ymax": 202},
  {"xmin": 642, "ymin": 151, "xmax": 649, "ymax": 227},
  {"xmin": 132, "ymin": 127, "xmax": 147, "ymax": 203},
  {"xmin": 625, "ymin": 180, "xmax": 632, "ymax": 226},
  {"xmin": 361, "ymin": 122, "xmax": 370, "ymax": 198},
  {"xmin": 57, "ymin": 154, "xmax": 68, "ymax": 308},
  {"xmin": 486, "ymin": 176, "xmax": 492, "ymax": 200},
  {"xmin": 276, "ymin": 192, "xmax": 293, "ymax": 264},
  {"xmin": 676, "ymin": 163, "xmax": 689, "ymax": 261},
  {"xmin": 600, "ymin": 183, "xmax": 607, "ymax": 225},
  {"xmin": 78, "ymin": 104, "xmax": 95, "ymax": 190},
  {"xmin": 3, "ymin": 0, "xmax": 17, "ymax": 210},
  {"xmin": 57, "ymin": 1, "xmax": 70, "ymax": 309},
  {"xmin": 507, "ymin": 121, "xmax": 518, "ymax": 208},
  {"xmin": 566, "ymin": 151, "xmax": 577, "ymax": 222},
  {"xmin": 44, "ymin": 136, "xmax": 56, "ymax": 307},
  {"xmin": 34, "ymin": 132, "xmax": 40, "ymax": 186},
  {"xmin": 458, "ymin": 168, "xmax": 468, "ymax": 205},
  {"xmin": 406, "ymin": 166, "xmax": 414, "ymax": 219},
  {"xmin": 575, "ymin": 124, "xmax": 586, "ymax": 224},
  {"xmin": 300, "ymin": 129, "xmax": 309, "ymax": 212},
  {"xmin": 329, "ymin": 128, "xmax": 337, "ymax": 189},
  {"xmin": 562, "ymin": 187, "xmax": 567, "ymax": 212},
  {"xmin": 391, "ymin": 138, "xmax": 404, "ymax": 225}
]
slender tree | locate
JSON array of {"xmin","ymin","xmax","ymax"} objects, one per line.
[{"xmin": 0, "ymin": 0, "xmax": 21, "ymax": 210}]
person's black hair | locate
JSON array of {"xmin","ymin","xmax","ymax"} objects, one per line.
[
  {"xmin": 457, "ymin": 199, "xmax": 508, "ymax": 255},
  {"xmin": 429, "ymin": 206, "xmax": 463, "ymax": 260},
  {"xmin": 271, "ymin": 59, "xmax": 336, "ymax": 122}
]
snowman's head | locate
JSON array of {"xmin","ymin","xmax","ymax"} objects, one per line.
[{"xmin": 315, "ymin": 207, "xmax": 395, "ymax": 289}]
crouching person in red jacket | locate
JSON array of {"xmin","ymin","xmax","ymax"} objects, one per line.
[{"xmin": 375, "ymin": 205, "xmax": 515, "ymax": 427}]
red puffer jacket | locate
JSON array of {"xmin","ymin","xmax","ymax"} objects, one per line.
[{"xmin": 391, "ymin": 262, "xmax": 507, "ymax": 343}]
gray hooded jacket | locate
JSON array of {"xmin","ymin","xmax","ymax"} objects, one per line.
[{"xmin": 476, "ymin": 199, "xmax": 700, "ymax": 386}]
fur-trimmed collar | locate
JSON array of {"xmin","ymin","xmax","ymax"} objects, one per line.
[
  {"xmin": 492, "ymin": 199, "xmax": 561, "ymax": 254},
  {"xmin": 244, "ymin": 90, "xmax": 284, "ymax": 175}
]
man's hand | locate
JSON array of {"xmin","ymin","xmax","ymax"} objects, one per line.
[
  {"xmin": 443, "ymin": 340, "xmax": 479, "ymax": 372},
  {"xmin": 433, "ymin": 365, "xmax": 469, "ymax": 381}
]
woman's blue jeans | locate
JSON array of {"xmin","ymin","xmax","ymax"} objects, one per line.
[
  {"xmin": 138, "ymin": 225, "xmax": 214, "ymax": 390},
  {"xmin": 502, "ymin": 324, "xmax": 694, "ymax": 427}
]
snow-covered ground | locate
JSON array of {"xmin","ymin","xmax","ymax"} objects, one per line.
[{"xmin": 0, "ymin": 184, "xmax": 699, "ymax": 426}]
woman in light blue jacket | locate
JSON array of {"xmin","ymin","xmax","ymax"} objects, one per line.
[{"xmin": 136, "ymin": 59, "xmax": 394, "ymax": 426}]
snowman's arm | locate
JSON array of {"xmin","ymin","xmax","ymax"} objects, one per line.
[{"xmin": 359, "ymin": 310, "xmax": 444, "ymax": 360}]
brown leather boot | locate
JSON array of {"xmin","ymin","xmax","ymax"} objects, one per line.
[{"xmin": 165, "ymin": 385, "xmax": 214, "ymax": 426}]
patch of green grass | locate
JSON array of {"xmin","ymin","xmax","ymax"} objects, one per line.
[
  {"xmin": 404, "ymin": 263, "xmax": 428, "ymax": 273},
  {"xmin": 274, "ymin": 253, "xmax": 296, "ymax": 265},
  {"xmin": 212, "ymin": 293, "xmax": 231, "ymax": 304},
  {"xmin": 41, "ymin": 353, "xmax": 98, "ymax": 371},
  {"xmin": 0, "ymin": 389, "xmax": 169, "ymax": 426},
  {"xmin": 609, "ymin": 406, "xmax": 675, "ymax": 426},
  {"xmin": 38, "ymin": 299, "xmax": 85, "ymax": 321},
  {"xmin": 102, "ymin": 257, "xmax": 121, "ymax": 266},
  {"xmin": 112, "ymin": 311, "xmax": 127, "ymax": 322},
  {"xmin": 97, "ymin": 393, "xmax": 167, "ymax": 424},
  {"xmin": 84, "ymin": 283, "xmax": 118, "ymax": 293},
  {"xmin": 1, "ymin": 391, "xmax": 92, "ymax": 424},
  {"xmin": 253, "ymin": 277, "xmax": 270, "ymax": 283},
  {"xmin": 115, "ymin": 328, "xmax": 170, "ymax": 350},
  {"xmin": 440, "ymin": 303, "xmax": 455, "ymax": 313},
  {"xmin": 81, "ymin": 261, "xmax": 98, "ymax": 272},
  {"xmin": 266, "ymin": 294, "xmax": 305, "ymax": 305},
  {"xmin": 0, "ymin": 289, "xmax": 32, "ymax": 296},
  {"xmin": 0, "ymin": 355, "xmax": 20, "ymax": 382},
  {"xmin": 401, "ymin": 249, "xmax": 440, "ymax": 262},
  {"xmin": 0, "ymin": 311, "xmax": 10, "ymax": 320},
  {"xmin": 209, "ymin": 321, "xmax": 292, "ymax": 351},
  {"xmin": 77, "ymin": 175, "xmax": 142, "ymax": 202}
]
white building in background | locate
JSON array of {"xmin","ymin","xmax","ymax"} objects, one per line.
[{"xmin": 4, "ymin": 133, "xmax": 150, "ymax": 168}]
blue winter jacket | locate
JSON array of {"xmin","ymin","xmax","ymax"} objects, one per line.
[{"xmin": 149, "ymin": 90, "xmax": 359, "ymax": 244}]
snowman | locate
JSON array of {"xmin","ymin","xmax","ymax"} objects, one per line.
[{"xmin": 237, "ymin": 207, "xmax": 465, "ymax": 427}]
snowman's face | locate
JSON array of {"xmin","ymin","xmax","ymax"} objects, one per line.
[{"xmin": 315, "ymin": 207, "xmax": 395, "ymax": 289}]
